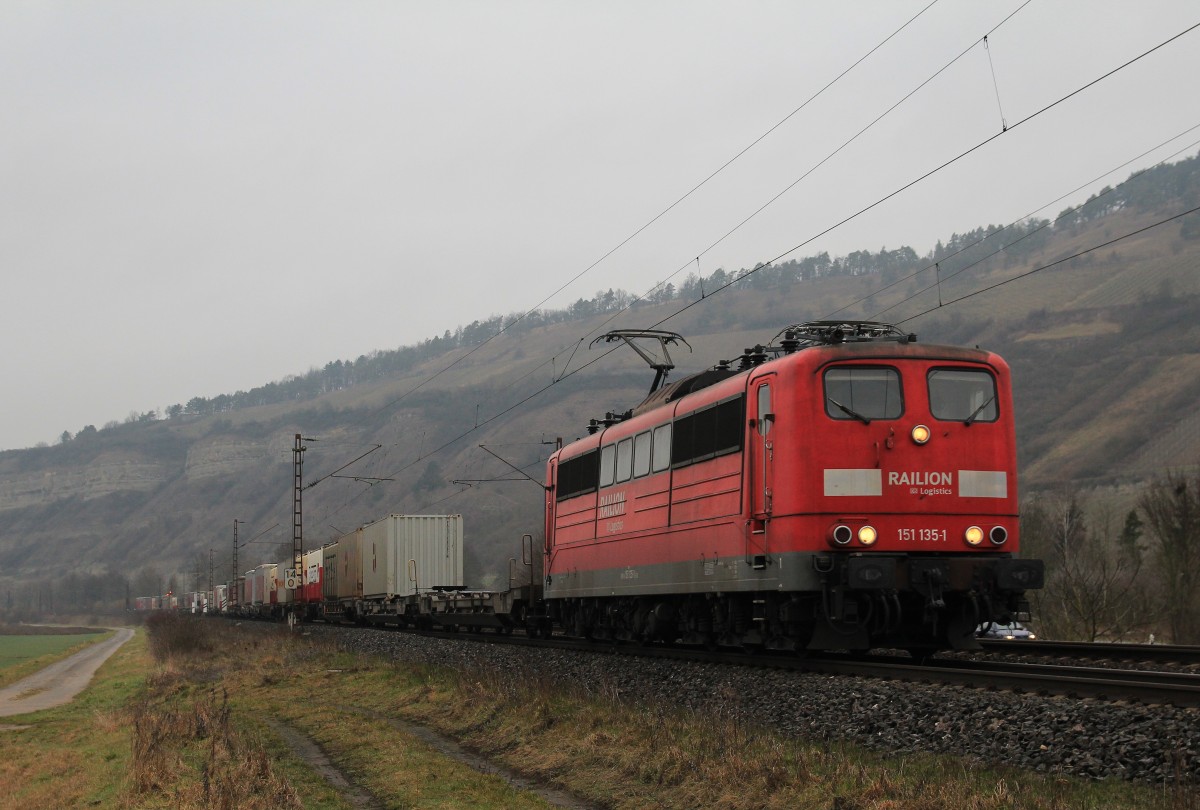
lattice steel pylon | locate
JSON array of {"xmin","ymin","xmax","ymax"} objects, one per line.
[
  {"xmin": 293, "ymin": 434, "xmax": 306, "ymax": 606},
  {"xmin": 232, "ymin": 519, "xmax": 243, "ymax": 607}
]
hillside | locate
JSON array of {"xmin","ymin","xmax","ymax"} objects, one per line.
[{"xmin": 0, "ymin": 179, "xmax": 1198, "ymax": 605}]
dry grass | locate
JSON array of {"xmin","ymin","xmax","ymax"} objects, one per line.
[
  {"xmin": 130, "ymin": 618, "xmax": 1199, "ymax": 810},
  {"xmin": 125, "ymin": 616, "xmax": 303, "ymax": 809},
  {"xmin": 370, "ymin": 654, "xmax": 1198, "ymax": 810},
  {"xmin": 126, "ymin": 675, "xmax": 302, "ymax": 809}
]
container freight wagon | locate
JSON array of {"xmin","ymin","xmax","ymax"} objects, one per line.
[
  {"xmin": 250, "ymin": 564, "xmax": 277, "ymax": 616},
  {"xmin": 286, "ymin": 547, "xmax": 324, "ymax": 619},
  {"xmin": 240, "ymin": 573, "xmax": 254, "ymax": 613},
  {"xmin": 212, "ymin": 584, "xmax": 228, "ymax": 613},
  {"xmin": 322, "ymin": 528, "xmax": 364, "ymax": 620},
  {"xmin": 275, "ymin": 559, "xmax": 293, "ymax": 612},
  {"xmin": 418, "ymin": 532, "xmax": 547, "ymax": 633},
  {"xmin": 309, "ymin": 547, "xmax": 324, "ymax": 595},
  {"xmin": 354, "ymin": 514, "xmax": 464, "ymax": 624}
]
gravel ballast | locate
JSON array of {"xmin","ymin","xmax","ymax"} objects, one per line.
[{"xmin": 292, "ymin": 624, "xmax": 1198, "ymax": 786}]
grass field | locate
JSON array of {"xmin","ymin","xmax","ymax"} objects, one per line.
[
  {"xmin": 127, "ymin": 617, "xmax": 1200, "ymax": 809},
  {"xmin": 0, "ymin": 631, "xmax": 113, "ymax": 690},
  {"xmin": 0, "ymin": 629, "xmax": 143, "ymax": 807},
  {"xmin": 3, "ymin": 616, "xmax": 1195, "ymax": 809},
  {"xmin": 0, "ymin": 634, "xmax": 105, "ymax": 669}
]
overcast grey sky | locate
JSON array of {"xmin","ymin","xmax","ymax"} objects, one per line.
[{"xmin": 2, "ymin": 1, "xmax": 1197, "ymax": 450}]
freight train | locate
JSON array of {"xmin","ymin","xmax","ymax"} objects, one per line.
[{"xmin": 143, "ymin": 322, "xmax": 1044, "ymax": 654}]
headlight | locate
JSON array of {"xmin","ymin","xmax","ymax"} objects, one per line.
[
  {"xmin": 858, "ymin": 525, "xmax": 878, "ymax": 546},
  {"xmin": 911, "ymin": 424, "xmax": 931, "ymax": 445},
  {"xmin": 989, "ymin": 526, "xmax": 1008, "ymax": 545},
  {"xmin": 964, "ymin": 526, "xmax": 984, "ymax": 546},
  {"xmin": 830, "ymin": 525, "xmax": 853, "ymax": 546}
]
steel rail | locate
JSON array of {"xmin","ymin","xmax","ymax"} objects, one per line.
[
  {"xmin": 424, "ymin": 629, "xmax": 1200, "ymax": 707},
  {"xmin": 978, "ymin": 639, "xmax": 1200, "ymax": 666},
  {"xmin": 232, "ymin": 616, "xmax": 1200, "ymax": 707}
]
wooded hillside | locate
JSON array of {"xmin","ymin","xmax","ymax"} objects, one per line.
[{"xmin": 1, "ymin": 154, "xmax": 1197, "ymax": 613}]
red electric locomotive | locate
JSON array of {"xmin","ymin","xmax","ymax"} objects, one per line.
[{"xmin": 542, "ymin": 322, "xmax": 1044, "ymax": 653}]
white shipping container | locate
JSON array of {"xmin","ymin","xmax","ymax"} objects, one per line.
[
  {"xmin": 361, "ymin": 514, "xmax": 464, "ymax": 600},
  {"xmin": 276, "ymin": 567, "xmax": 293, "ymax": 604},
  {"xmin": 251, "ymin": 564, "xmax": 276, "ymax": 606}
]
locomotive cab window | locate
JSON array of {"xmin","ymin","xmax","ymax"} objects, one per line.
[
  {"xmin": 928, "ymin": 368, "xmax": 998, "ymax": 423},
  {"xmin": 824, "ymin": 367, "xmax": 902, "ymax": 421}
]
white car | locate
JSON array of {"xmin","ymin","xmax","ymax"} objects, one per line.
[{"xmin": 977, "ymin": 621, "xmax": 1036, "ymax": 640}]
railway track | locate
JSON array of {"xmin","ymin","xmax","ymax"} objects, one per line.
[
  {"xmin": 249, "ymin": 614, "xmax": 1200, "ymax": 708},
  {"xmin": 416, "ymin": 628, "xmax": 1200, "ymax": 708},
  {"xmin": 801, "ymin": 654, "xmax": 1200, "ymax": 708},
  {"xmin": 274, "ymin": 619, "xmax": 1200, "ymax": 786},
  {"xmin": 978, "ymin": 638, "xmax": 1200, "ymax": 666}
]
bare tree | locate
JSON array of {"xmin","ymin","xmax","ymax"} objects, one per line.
[
  {"xmin": 1021, "ymin": 491, "xmax": 1149, "ymax": 641},
  {"xmin": 1138, "ymin": 469, "xmax": 1200, "ymax": 643}
]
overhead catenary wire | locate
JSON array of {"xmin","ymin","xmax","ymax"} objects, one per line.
[
  {"xmin": 839, "ymin": 125, "xmax": 1200, "ymax": 321},
  {"xmin": 479, "ymin": 4, "xmax": 1041, "ymax": 400},
  {"xmin": 297, "ymin": 3, "xmax": 955, "ymax": 513},
  {"xmin": 489, "ymin": 1, "xmax": 1038, "ymax": 396},
  {"xmin": 640, "ymin": 1, "xmax": 1033, "ymax": 304},
  {"xmin": 639, "ymin": 18, "xmax": 1200, "ymax": 331},
  {"xmin": 307, "ymin": 15, "xmax": 1200, "ymax": 532},
  {"xmin": 983, "ymin": 34, "xmax": 1009, "ymax": 131},
  {"xmin": 298, "ymin": 1, "xmax": 947, "ymax": 478},
  {"xmin": 895, "ymin": 203, "xmax": 1200, "ymax": 325},
  {"xmin": 867, "ymin": 143, "xmax": 1200, "ymax": 322}
]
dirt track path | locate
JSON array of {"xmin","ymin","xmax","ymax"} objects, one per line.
[{"xmin": 0, "ymin": 628, "xmax": 134, "ymax": 717}]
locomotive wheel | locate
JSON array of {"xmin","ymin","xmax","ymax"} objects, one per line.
[{"xmin": 904, "ymin": 647, "xmax": 935, "ymax": 664}]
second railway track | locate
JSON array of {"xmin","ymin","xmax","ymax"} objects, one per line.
[{"xmin": 343, "ymin": 622, "xmax": 1200, "ymax": 708}]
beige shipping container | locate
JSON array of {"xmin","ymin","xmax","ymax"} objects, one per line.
[
  {"xmin": 334, "ymin": 528, "xmax": 364, "ymax": 602},
  {"xmin": 361, "ymin": 514, "xmax": 464, "ymax": 600},
  {"xmin": 322, "ymin": 542, "xmax": 340, "ymax": 601},
  {"xmin": 251, "ymin": 563, "xmax": 276, "ymax": 606}
]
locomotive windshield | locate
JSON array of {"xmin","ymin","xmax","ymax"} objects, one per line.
[
  {"xmin": 928, "ymin": 368, "xmax": 998, "ymax": 423},
  {"xmin": 824, "ymin": 367, "xmax": 902, "ymax": 421}
]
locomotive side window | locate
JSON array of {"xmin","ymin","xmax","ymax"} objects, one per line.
[
  {"xmin": 671, "ymin": 413, "xmax": 695, "ymax": 466},
  {"xmin": 599, "ymin": 444, "xmax": 616, "ymax": 487},
  {"xmin": 824, "ymin": 367, "xmax": 902, "ymax": 421},
  {"xmin": 633, "ymin": 431, "xmax": 652, "ymax": 478},
  {"xmin": 556, "ymin": 449, "xmax": 600, "ymax": 501},
  {"xmin": 928, "ymin": 368, "xmax": 998, "ymax": 423},
  {"xmin": 651, "ymin": 424, "xmax": 671, "ymax": 473},
  {"xmin": 714, "ymin": 396, "xmax": 744, "ymax": 454},
  {"xmin": 671, "ymin": 394, "xmax": 746, "ymax": 468},
  {"xmin": 616, "ymin": 437, "xmax": 634, "ymax": 483}
]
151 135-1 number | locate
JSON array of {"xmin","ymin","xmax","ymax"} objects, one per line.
[{"xmin": 897, "ymin": 528, "xmax": 947, "ymax": 542}]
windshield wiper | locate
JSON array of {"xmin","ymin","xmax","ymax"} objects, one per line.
[
  {"xmin": 964, "ymin": 395, "xmax": 995, "ymax": 426},
  {"xmin": 828, "ymin": 398, "xmax": 871, "ymax": 425}
]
